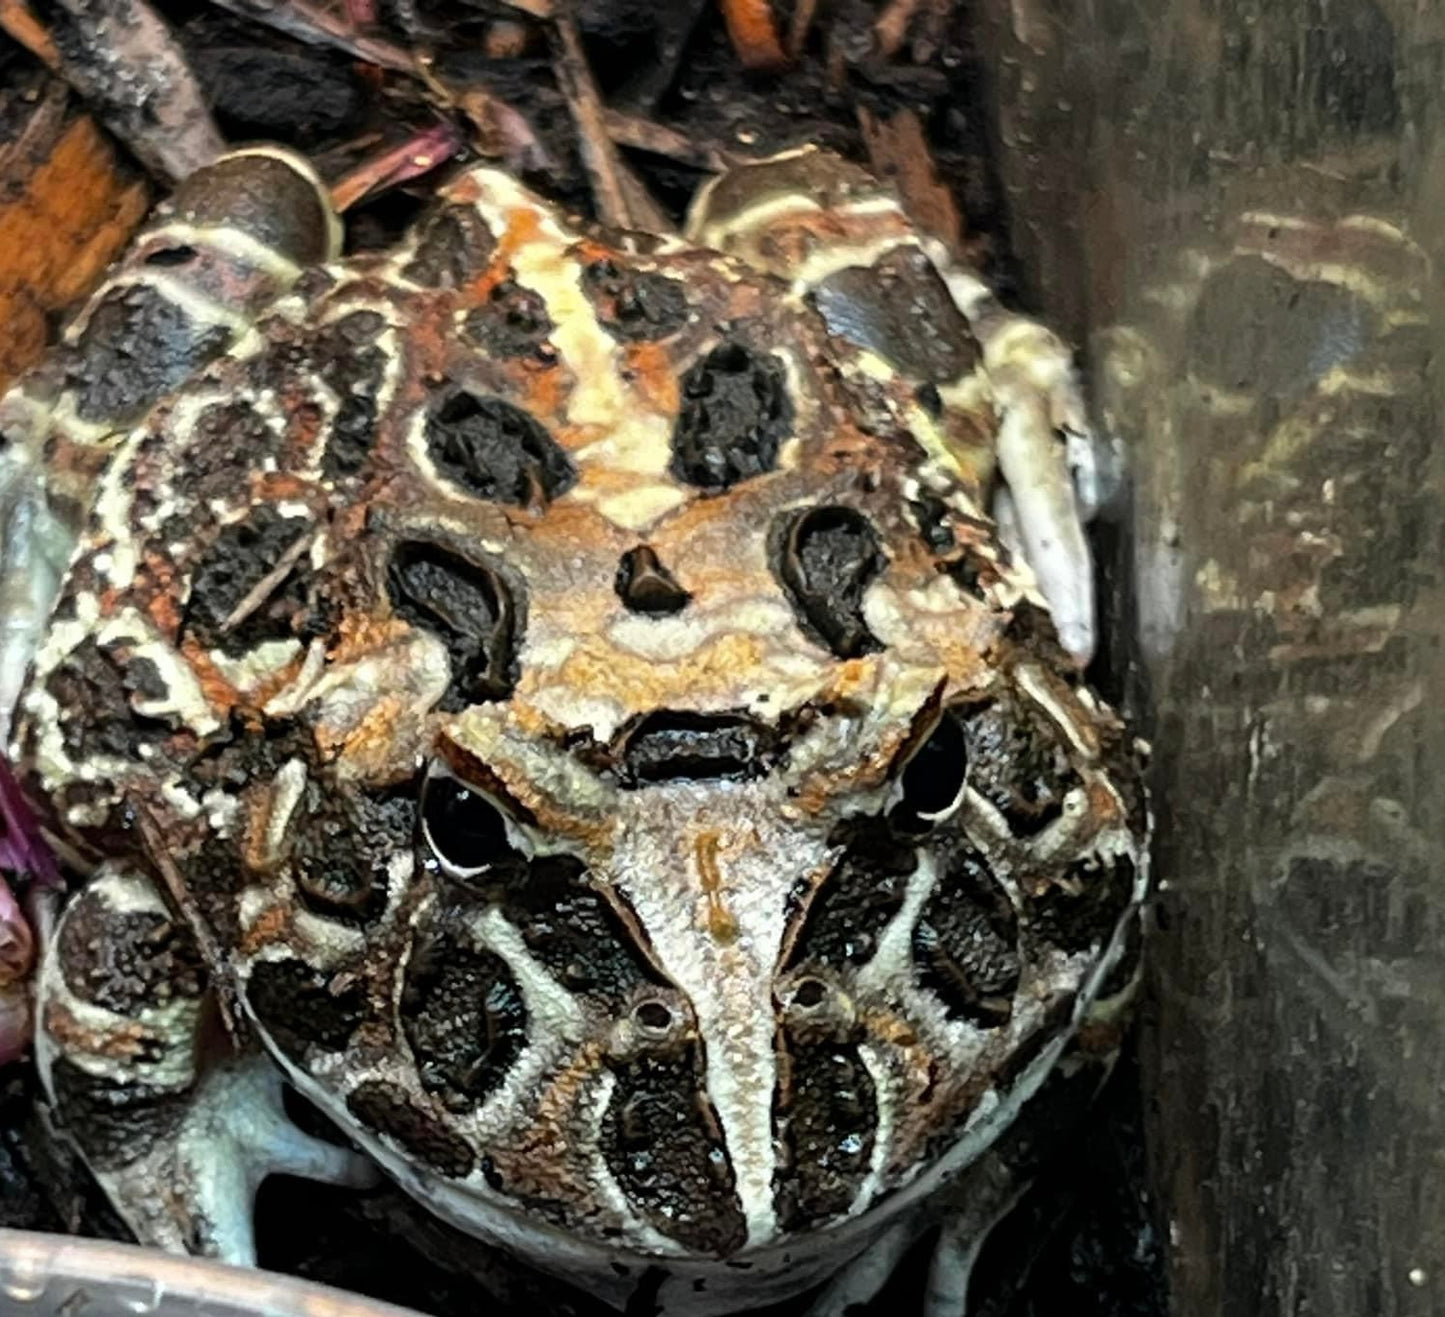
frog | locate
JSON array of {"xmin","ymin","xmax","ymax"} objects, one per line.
[{"xmin": 0, "ymin": 141, "xmax": 1148, "ymax": 1316}]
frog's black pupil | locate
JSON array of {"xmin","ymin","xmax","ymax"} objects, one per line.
[
  {"xmin": 898, "ymin": 713, "xmax": 967, "ymax": 824},
  {"xmin": 423, "ymin": 778, "xmax": 509, "ymax": 871}
]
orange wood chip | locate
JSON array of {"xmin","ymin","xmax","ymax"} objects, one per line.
[
  {"xmin": 0, "ymin": 78, "xmax": 150, "ymax": 392},
  {"xmin": 719, "ymin": 0, "xmax": 789, "ymax": 71}
]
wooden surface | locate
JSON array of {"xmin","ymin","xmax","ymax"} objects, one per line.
[
  {"xmin": 972, "ymin": 2, "xmax": 1445, "ymax": 1313},
  {"xmin": 0, "ymin": 76, "xmax": 148, "ymax": 392}
]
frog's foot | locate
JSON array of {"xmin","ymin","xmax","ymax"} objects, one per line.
[
  {"xmin": 937, "ymin": 272, "xmax": 1105, "ymax": 666},
  {"xmin": 35, "ymin": 867, "xmax": 378, "ymax": 1262}
]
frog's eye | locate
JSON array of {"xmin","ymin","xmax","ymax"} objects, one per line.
[
  {"xmin": 892, "ymin": 710, "xmax": 967, "ymax": 832},
  {"xmin": 421, "ymin": 775, "xmax": 514, "ymax": 875}
]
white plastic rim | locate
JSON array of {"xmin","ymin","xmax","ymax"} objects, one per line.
[{"xmin": 0, "ymin": 1229, "xmax": 423, "ymax": 1317}]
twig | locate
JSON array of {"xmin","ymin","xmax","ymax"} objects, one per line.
[
  {"xmin": 787, "ymin": 0, "xmax": 823, "ymax": 58},
  {"xmin": 206, "ymin": 0, "xmax": 418, "ymax": 74},
  {"xmin": 613, "ymin": 155, "xmax": 675, "ymax": 236},
  {"xmin": 549, "ymin": 11, "xmax": 632, "ymax": 229},
  {"xmin": 7, "ymin": 0, "xmax": 223, "ymax": 180},
  {"xmin": 603, "ymin": 109, "xmax": 735, "ymax": 173},
  {"xmin": 857, "ymin": 105, "xmax": 963, "ymax": 255},
  {"xmin": 329, "ymin": 121, "xmax": 466, "ymax": 213},
  {"xmin": 0, "ymin": 0, "xmax": 61, "ymax": 70},
  {"xmin": 874, "ymin": 0, "xmax": 924, "ymax": 60},
  {"xmin": 218, "ymin": 533, "xmax": 315, "ymax": 635},
  {"xmin": 413, "ymin": 55, "xmax": 555, "ymax": 175}
]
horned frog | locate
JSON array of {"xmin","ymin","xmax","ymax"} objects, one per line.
[{"xmin": 0, "ymin": 141, "xmax": 1147, "ymax": 1315}]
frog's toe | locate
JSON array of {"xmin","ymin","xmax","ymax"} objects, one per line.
[
  {"xmin": 36, "ymin": 867, "xmax": 377, "ymax": 1263},
  {"xmin": 979, "ymin": 326, "xmax": 1098, "ymax": 665},
  {"xmin": 151, "ymin": 1051, "xmax": 380, "ymax": 1262},
  {"xmin": 803, "ymin": 1222, "xmax": 915, "ymax": 1317}
]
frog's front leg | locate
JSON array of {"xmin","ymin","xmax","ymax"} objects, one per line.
[
  {"xmin": 0, "ymin": 146, "xmax": 340, "ymax": 740},
  {"xmin": 925, "ymin": 255, "xmax": 1105, "ymax": 665},
  {"xmin": 35, "ymin": 867, "xmax": 376, "ymax": 1261}
]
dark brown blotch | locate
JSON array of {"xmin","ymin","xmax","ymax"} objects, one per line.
[
  {"xmin": 911, "ymin": 837, "xmax": 1020, "ymax": 1027},
  {"xmin": 44, "ymin": 638, "xmax": 176, "ymax": 763},
  {"xmin": 181, "ymin": 504, "xmax": 316, "ymax": 656},
  {"xmin": 462, "ymin": 277, "xmax": 555, "ymax": 359},
  {"xmin": 774, "ymin": 505, "xmax": 887, "ymax": 660},
  {"xmin": 58, "ymin": 892, "xmax": 205, "ymax": 1016},
  {"xmin": 957, "ymin": 696, "xmax": 1080, "ymax": 837},
  {"xmin": 68, "ymin": 284, "xmax": 232, "ymax": 426},
  {"xmin": 386, "ymin": 541, "xmax": 521, "ymax": 710},
  {"xmin": 1027, "ymin": 853, "xmax": 1137, "ymax": 954},
  {"xmin": 670, "ymin": 342, "xmax": 791, "ymax": 490},
  {"xmin": 315, "ymin": 310, "xmax": 388, "ymax": 478},
  {"xmin": 290, "ymin": 781, "xmax": 413, "ymax": 925},
  {"xmin": 347, "ymin": 1080, "xmax": 475, "ymax": 1178},
  {"xmin": 401, "ymin": 915, "xmax": 528, "ymax": 1107},
  {"xmin": 49, "ymin": 1056, "xmax": 191, "ymax": 1172},
  {"xmin": 582, "ymin": 258, "xmax": 689, "ymax": 342},
  {"xmin": 402, "ymin": 203, "xmax": 497, "ymax": 289},
  {"xmin": 468, "ymin": 854, "xmax": 663, "ymax": 1008},
  {"xmin": 810, "ymin": 246, "xmax": 980, "ymax": 386},
  {"xmin": 774, "ymin": 1043, "xmax": 877, "ymax": 1230},
  {"xmin": 785, "ymin": 817, "xmax": 915, "ymax": 970},
  {"xmin": 425, "ymin": 390, "xmax": 576, "ymax": 508},
  {"xmin": 600, "ymin": 1049, "xmax": 747, "ymax": 1255},
  {"xmin": 617, "ymin": 711, "xmax": 778, "ymax": 786},
  {"xmin": 246, "ymin": 959, "xmax": 366, "ymax": 1060}
]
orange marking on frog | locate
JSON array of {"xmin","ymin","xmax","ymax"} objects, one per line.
[
  {"xmin": 44, "ymin": 1001, "xmax": 165, "ymax": 1062},
  {"xmin": 240, "ymin": 903, "xmax": 293, "ymax": 956},
  {"xmin": 140, "ymin": 554, "xmax": 183, "ymax": 633},
  {"xmin": 625, "ymin": 341, "xmax": 680, "ymax": 416},
  {"xmin": 694, "ymin": 830, "xmax": 739, "ymax": 945},
  {"xmin": 251, "ymin": 471, "xmax": 319, "ymax": 506},
  {"xmin": 178, "ymin": 638, "xmax": 241, "ymax": 715},
  {"xmin": 536, "ymin": 631, "xmax": 768, "ymax": 714},
  {"xmin": 517, "ymin": 354, "xmax": 568, "ymax": 420},
  {"xmin": 332, "ymin": 693, "xmax": 405, "ymax": 763},
  {"xmin": 461, "ymin": 206, "xmax": 544, "ymax": 306}
]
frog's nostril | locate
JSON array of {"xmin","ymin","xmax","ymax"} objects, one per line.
[
  {"xmin": 792, "ymin": 977, "xmax": 827, "ymax": 1009},
  {"xmin": 632, "ymin": 998, "xmax": 675, "ymax": 1034}
]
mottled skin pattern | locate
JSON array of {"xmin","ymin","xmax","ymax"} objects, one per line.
[{"xmin": 4, "ymin": 147, "xmax": 1147, "ymax": 1315}]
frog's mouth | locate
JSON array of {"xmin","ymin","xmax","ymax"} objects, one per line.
[
  {"xmin": 248, "ymin": 791, "xmax": 1144, "ymax": 1305},
  {"xmin": 255, "ymin": 946, "xmax": 1113, "ymax": 1317}
]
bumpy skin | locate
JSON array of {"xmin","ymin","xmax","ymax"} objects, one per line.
[{"xmin": 9, "ymin": 149, "xmax": 1147, "ymax": 1315}]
